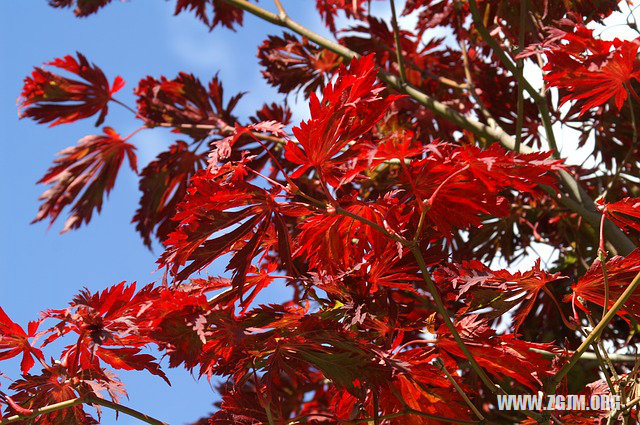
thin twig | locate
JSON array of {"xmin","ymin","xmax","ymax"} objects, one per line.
[
  {"xmin": 514, "ymin": 0, "xmax": 527, "ymax": 153},
  {"xmin": 273, "ymin": 0, "xmax": 285, "ymax": 18},
  {"xmin": 603, "ymin": 91, "xmax": 637, "ymax": 200},
  {"xmin": 547, "ymin": 270, "xmax": 640, "ymax": 394},
  {"xmin": 389, "ymin": 0, "xmax": 407, "ymax": 82},
  {"xmin": 579, "ymin": 318, "xmax": 616, "ymax": 395},
  {"xmin": 88, "ymin": 397, "xmax": 171, "ymax": 425},
  {"xmin": 0, "ymin": 396, "xmax": 170, "ymax": 425},
  {"xmin": 467, "ymin": 0, "xmax": 560, "ymax": 157},
  {"xmin": 587, "ymin": 313, "xmax": 620, "ymax": 382},
  {"xmin": 434, "ymin": 358, "xmax": 485, "ymax": 421}
]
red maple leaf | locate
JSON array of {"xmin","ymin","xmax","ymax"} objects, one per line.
[
  {"xmin": 436, "ymin": 316, "xmax": 554, "ymax": 390},
  {"xmin": 258, "ymin": 32, "xmax": 342, "ymax": 97},
  {"xmin": 33, "ymin": 127, "xmax": 138, "ymax": 232},
  {"xmin": 544, "ymin": 26, "xmax": 640, "ymax": 116},
  {"xmin": 315, "ymin": 0, "xmax": 370, "ymax": 32},
  {"xmin": 284, "ymin": 54, "xmax": 401, "ymax": 187},
  {"xmin": 19, "ymin": 52, "xmax": 124, "ymax": 127},
  {"xmin": 597, "ymin": 197, "xmax": 640, "ymax": 233},
  {"xmin": 159, "ymin": 165, "xmax": 303, "ymax": 301},
  {"xmin": 295, "ymin": 201, "xmax": 398, "ymax": 274},
  {"xmin": 135, "ymin": 73, "xmax": 243, "ymax": 140},
  {"xmin": 434, "ymin": 259, "xmax": 563, "ymax": 331},
  {"xmin": 571, "ymin": 250, "xmax": 640, "ymax": 321},
  {"xmin": 7, "ymin": 365, "xmax": 98, "ymax": 425},
  {"xmin": 403, "ymin": 143, "xmax": 562, "ymax": 236},
  {"xmin": 0, "ymin": 308, "xmax": 43, "ymax": 374}
]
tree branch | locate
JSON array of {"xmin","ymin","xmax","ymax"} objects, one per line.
[
  {"xmin": 0, "ymin": 397, "xmax": 170, "ymax": 425},
  {"xmin": 530, "ymin": 348, "xmax": 639, "ymax": 363},
  {"xmin": 388, "ymin": 0, "xmax": 407, "ymax": 82},
  {"xmin": 434, "ymin": 358, "xmax": 485, "ymax": 422}
]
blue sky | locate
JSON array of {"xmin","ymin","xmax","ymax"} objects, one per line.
[{"xmin": 0, "ymin": 2, "xmax": 344, "ymax": 423}]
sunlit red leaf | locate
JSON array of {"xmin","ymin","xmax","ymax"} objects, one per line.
[
  {"xmin": 19, "ymin": 52, "xmax": 123, "ymax": 127},
  {"xmin": 284, "ymin": 54, "xmax": 400, "ymax": 187},
  {"xmin": 295, "ymin": 201, "xmax": 393, "ymax": 274},
  {"xmin": 571, "ymin": 250, "xmax": 640, "ymax": 321},
  {"xmin": 93, "ymin": 347, "xmax": 168, "ymax": 383},
  {"xmin": 544, "ymin": 26, "xmax": 640, "ymax": 116},
  {"xmin": 436, "ymin": 316, "xmax": 554, "ymax": 390},
  {"xmin": 402, "ymin": 143, "xmax": 563, "ymax": 236},
  {"xmin": 33, "ymin": 127, "xmax": 138, "ymax": 232},
  {"xmin": 0, "ymin": 308, "xmax": 43, "ymax": 375},
  {"xmin": 598, "ymin": 197, "xmax": 640, "ymax": 233},
  {"xmin": 159, "ymin": 166, "xmax": 304, "ymax": 301},
  {"xmin": 435, "ymin": 259, "xmax": 563, "ymax": 331}
]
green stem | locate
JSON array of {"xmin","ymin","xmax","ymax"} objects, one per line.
[
  {"xmin": 434, "ymin": 358, "xmax": 485, "ymax": 421},
  {"xmin": 514, "ymin": 0, "xmax": 526, "ymax": 153},
  {"xmin": 408, "ymin": 244, "xmax": 500, "ymax": 395},
  {"xmin": 529, "ymin": 348, "xmax": 640, "ymax": 363},
  {"xmin": 547, "ymin": 270, "xmax": 640, "ymax": 394},
  {"xmin": 0, "ymin": 397, "xmax": 169, "ymax": 425},
  {"xmin": 389, "ymin": 0, "xmax": 407, "ymax": 82},
  {"xmin": 88, "ymin": 397, "xmax": 170, "ymax": 425}
]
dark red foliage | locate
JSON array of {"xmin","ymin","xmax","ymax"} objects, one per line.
[
  {"xmin": 135, "ymin": 73, "xmax": 243, "ymax": 140},
  {"xmin": 19, "ymin": 52, "xmax": 123, "ymax": 127},
  {"xmin": 258, "ymin": 32, "xmax": 342, "ymax": 97},
  {"xmin": 133, "ymin": 141, "xmax": 208, "ymax": 248}
]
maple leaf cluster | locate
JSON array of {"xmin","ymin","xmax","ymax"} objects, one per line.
[{"xmin": 8, "ymin": 0, "xmax": 640, "ymax": 424}]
